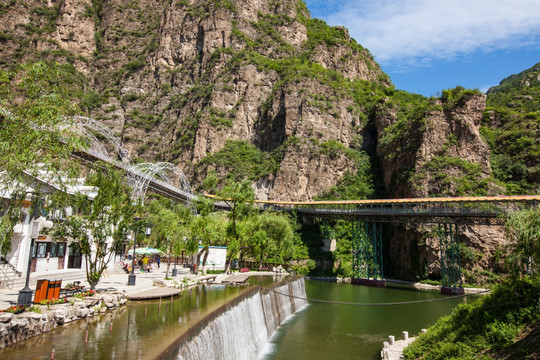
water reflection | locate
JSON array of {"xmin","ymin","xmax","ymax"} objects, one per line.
[
  {"xmin": 0, "ymin": 283, "xmax": 255, "ymax": 360},
  {"xmin": 262, "ymin": 280, "xmax": 480, "ymax": 360}
]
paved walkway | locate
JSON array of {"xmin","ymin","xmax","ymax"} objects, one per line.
[
  {"xmin": 0, "ymin": 267, "xmax": 288, "ymax": 309},
  {"xmin": 0, "ymin": 265, "xmax": 197, "ymax": 309}
]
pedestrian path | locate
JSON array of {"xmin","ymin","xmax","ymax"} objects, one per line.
[
  {"xmin": 0, "ymin": 266, "xmax": 289, "ymax": 309},
  {"xmin": 0, "ymin": 265, "xmax": 196, "ymax": 309}
]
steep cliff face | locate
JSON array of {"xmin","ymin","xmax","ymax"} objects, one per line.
[
  {"xmin": 375, "ymin": 93, "xmax": 500, "ymax": 198},
  {"xmin": 0, "ymin": 0, "xmax": 387, "ymax": 201},
  {"xmin": 374, "ymin": 90, "xmax": 507, "ymax": 282}
]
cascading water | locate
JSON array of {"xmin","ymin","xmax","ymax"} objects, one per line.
[{"xmin": 168, "ymin": 277, "xmax": 307, "ymax": 360}]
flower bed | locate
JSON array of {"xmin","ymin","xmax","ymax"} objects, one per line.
[{"xmin": 0, "ymin": 305, "xmax": 27, "ymax": 314}]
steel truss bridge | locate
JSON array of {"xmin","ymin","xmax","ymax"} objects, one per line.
[
  {"xmin": 79, "ymin": 143, "xmax": 539, "ymax": 293},
  {"xmin": 64, "ymin": 113, "xmax": 538, "ymax": 295},
  {"xmin": 222, "ymin": 196, "xmax": 539, "ymax": 294},
  {"xmin": 255, "ymin": 196, "xmax": 539, "ymax": 225}
]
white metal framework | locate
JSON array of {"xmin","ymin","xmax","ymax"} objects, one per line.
[
  {"xmin": 70, "ymin": 116, "xmax": 193, "ymax": 204},
  {"xmin": 127, "ymin": 162, "xmax": 192, "ymax": 204},
  {"xmin": 72, "ymin": 116, "xmax": 132, "ymax": 165}
]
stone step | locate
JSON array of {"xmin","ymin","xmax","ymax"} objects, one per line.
[
  {"xmin": 0, "ymin": 265, "xmax": 22, "ymax": 289},
  {"xmin": 0, "ymin": 270, "xmax": 21, "ymax": 278}
]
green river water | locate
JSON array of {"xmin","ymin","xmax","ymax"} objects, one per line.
[
  {"xmin": 0, "ymin": 278, "xmax": 475, "ymax": 359},
  {"xmin": 261, "ymin": 280, "xmax": 475, "ymax": 360}
]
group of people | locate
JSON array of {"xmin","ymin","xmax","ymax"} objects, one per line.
[{"xmin": 122, "ymin": 255, "xmax": 161, "ymax": 273}]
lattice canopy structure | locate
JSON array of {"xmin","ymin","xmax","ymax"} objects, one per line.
[
  {"xmin": 127, "ymin": 162, "xmax": 192, "ymax": 204},
  {"xmin": 70, "ymin": 116, "xmax": 193, "ymax": 204},
  {"xmin": 72, "ymin": 116, "xmax": 132, "ymax": 165}
]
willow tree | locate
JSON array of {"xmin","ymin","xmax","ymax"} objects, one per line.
[
  {"xmin": 0, "ymin": 61, "xmax": 84, "ymax": 257},
  {"xmin": 192, "ymin": 210, "xmax": 227, "ymax": 275},
  {"xmin": 209, "ymin": 178, "xmax": 256, "ymax": 272},
  {"xmin": 50, "ymin": 167, "xmax": 135, "ymax": 289},
  {"xmin": 149, "ymin": 200, "xmax": 193, "ymax": 279},
  {"xmin": 245, "ymin": 212, "xmax": 296, "ymax": 268},
  {"xmin": 505, "ymin": 208, "xmax": 540, "ymax": 278}
]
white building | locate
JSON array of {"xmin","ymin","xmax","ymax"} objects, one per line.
[{"xmin": 0, "ymin": 169, "xmax": 120, "ymax": 289}]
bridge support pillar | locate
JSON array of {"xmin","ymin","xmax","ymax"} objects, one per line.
[
  {"xmin": 438, "ymin": 223, "xmax": 464, "ymax": 295},
  {"xmin": 352, "ymin": 222, "xmax": 385, "ymax": 287}
]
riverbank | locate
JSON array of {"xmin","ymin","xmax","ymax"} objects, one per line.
[
  {"xmin": 0, "ymin": 266, "xmax": 197, "ymax": 348},
  {"xmin": 401, "ymin": 278, "xmax": 540, "ymax": 360},
  {"xmin": 0, "ymin": 290, "xmax": 128, "ymax": 348},
  {"xmin": 0, "ymin": 267, "xmax": 291, "ymax": 349},
  {"xmin": 306, "ymin": 276, "xmax": 490, "ymax": 294}
]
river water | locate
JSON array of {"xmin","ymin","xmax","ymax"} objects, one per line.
[
  {"xmin": 0, "ymin": 278, "xmax": 474, "ymax": 359},
  {"xmin": 0, "ymin": 283, "xmax": 254, "ymax": 359},
  {"xmin": 261, "ymin": 280, "xmax": 474, "ymax": 360}
]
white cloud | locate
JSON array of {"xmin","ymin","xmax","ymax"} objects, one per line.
[{"xmin": 316, "ymin": 0, "xmax": 540, "ymax": 68}]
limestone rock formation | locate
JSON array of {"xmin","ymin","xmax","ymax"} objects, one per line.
[
  {"xmin": 0, "ymin": 0, "xmax": 534, "ymax": 282},
  {"xmin": 374, "ymin": 92, "xmax": 507, "ymax": 281},
  {"xmin": 0, "ymin": 0, "xmax": 386, "ymax": 201}
]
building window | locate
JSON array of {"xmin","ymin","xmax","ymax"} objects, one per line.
[
  {"xmin": 33, "ymin": 242, "xmax": 67, "ymax": 258},
  {"xmin": 50, "ymin": 243, "xmax": 58, "ymax": 257},
  {"xmin": 69, "ymin": 245, "xmax": 81, "ymax": 257},
  {"xmin": 57, "ymin": 243, "xmax": 66, "ymax": 257},
  {"xmin": 36, "ymin": 243, "xmax": 47, "ymax": 258}
]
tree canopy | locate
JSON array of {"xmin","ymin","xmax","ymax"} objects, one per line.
[{"xmin": 49, "ymin": 166, "xmax": 135, "ymax": 289}]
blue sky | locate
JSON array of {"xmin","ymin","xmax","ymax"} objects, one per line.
[{"xmin": 303, "ymin": 0, "xmax": 540, "ymax": 97}]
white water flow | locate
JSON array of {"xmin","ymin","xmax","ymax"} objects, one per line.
[{"xmin": 176, "ymin": 278, "xmax": 307, "ymax": 360}]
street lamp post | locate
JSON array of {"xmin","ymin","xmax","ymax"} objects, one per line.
[
  {"xmin": 172, "ymin": 254, "xmax": 178, "ymax": 277},
  {"xmin": 18, "ymin": 216, "xmax": 53, "ymax": 306},
  {"xmin": 127, "ymin": 217, "xmax": 151, "ymax": 286}
]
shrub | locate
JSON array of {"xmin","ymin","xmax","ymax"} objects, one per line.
[{"xmin": 485, "ymin": 320, "xmax": 520, "ymax": 348}]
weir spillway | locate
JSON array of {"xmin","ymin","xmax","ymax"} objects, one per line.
[
  {"xmin": 0, "ymin": 276, "xmax": 307, "ymax": 360},
  {"xmin": 161, "ymin": 277, "xmax": 307, "ymax": 360}
]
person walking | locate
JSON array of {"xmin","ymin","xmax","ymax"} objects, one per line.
[{"xmin": 157, "ymin": 255, "xmax": 161, "ymax": 268}]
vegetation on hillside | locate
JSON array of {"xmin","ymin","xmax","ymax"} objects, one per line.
[
  {"xmin": 403, "ymin": 277, "xmax": 540, "ymax": 360},
  {"xmin": 404, "ymin": 209, "xmax": 540, "ymax": 359},
  {"xmin": 483, "ymin": 62, "xmax": 540, "ymax": 194}
]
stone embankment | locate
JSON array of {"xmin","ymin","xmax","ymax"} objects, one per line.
[
  {"xmin": 305, "ymin": 276, "xmax": 351, "ymax": 283},
  {"xmin": 0, "ymin": 291, "xmax": 127, "ymax": 349}
]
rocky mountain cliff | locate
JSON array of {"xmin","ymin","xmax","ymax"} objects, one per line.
[
  {"xmin": 0, "ymin": 0, "xmax": 389, "ymax": 201},
  {"xmin": 0, "ymin": 0, "xmax": 537, "ymax": 283}
]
